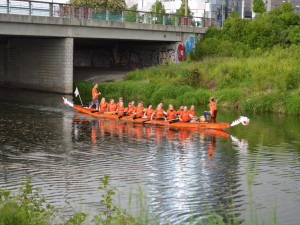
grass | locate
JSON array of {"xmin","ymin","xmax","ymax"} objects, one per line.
[{"xmin": 74, "ymin": 45, "xmax": 300, "ymax": 114}]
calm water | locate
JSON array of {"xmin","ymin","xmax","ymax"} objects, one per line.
[{"xmin": 0, "ymin": 87, "xmax": 300, "ymax": 224}]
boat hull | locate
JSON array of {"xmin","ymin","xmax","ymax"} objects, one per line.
[{"xmin": 73, "ymin": 105, "xmax": 231, "ymax": 130}]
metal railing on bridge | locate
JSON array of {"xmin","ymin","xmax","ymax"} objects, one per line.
[{"xmin": 0, "ymin": 0, "xmax": 215, "ymax": 28}]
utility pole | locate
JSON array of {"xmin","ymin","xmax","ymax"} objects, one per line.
[
  {"xmin": 242, "ymin": 0, "xmax": 245, "ymax": 18},
  {"xmin": 185, "ymin": 0, "xmax": 188, "ymax": 16}
]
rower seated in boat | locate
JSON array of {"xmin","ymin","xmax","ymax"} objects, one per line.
[
  {"xmin": 130, "ymin": 100, "xmax": 137, "ymax": 112},
  {"xmin": 144, "ymin": 104, "xmax": 154, "ymax": 119},
  {"xmin": 151, "ymin": 103, "xmax": 166, "ymax": 120},
  {"xmin": 133, "ymin": 101, "xmax": 145, "ymax": 119},
  {"xmin": 177, "ymin": 106, "xmax": 184, "ymax": 118},
  {"xmin": 108, "ymin": 99, "xmax": 117, "ymax": 113},
  {"xmin": 179, "ymin": 106, "xmax": 194, "ymax": 123},
  {"xmin": 116, "ymin": 97, "xmax": 123, "ymax": 108},
  {"xmin": 166, "ymin": 104, "xmax": 178, "ymax": 121},
  {"xmin": 188, "ymin": 105, "xmax": 198, "ymax": 123},
  {"xmin": 99, "ymin": 97, "xmax": 108, "ymax": 112},
  {"xmin": 116, "ymin": 102, "xmax": 125, "ymax": 117},
  {"xmin": 120, "ymin": 102, "xmax": 132, "ymax": 118}
]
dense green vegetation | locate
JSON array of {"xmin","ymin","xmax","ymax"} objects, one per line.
[
  {"xmin": 75, "ymin": 44, "xmax": 300, "ymax": 114},
  {"xmin": 74, "ymin": 3, "xmax": 300, "ymax": 114},
  {"xmin": 1, "ymin": 171, "xmax": 276, "ymax": 225}
]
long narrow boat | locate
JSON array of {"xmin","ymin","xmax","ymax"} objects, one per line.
[{"xmin": 62, "ymin": 97, "xmax": 250, "ymax": 130}]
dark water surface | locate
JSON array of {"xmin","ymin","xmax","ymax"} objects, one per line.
[{"xmin": 0, "ymin": 87, "xmax": 300, "ymax": 224}]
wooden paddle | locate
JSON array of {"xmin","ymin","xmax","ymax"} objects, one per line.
[
  {"xmin": 127, "ymin": 114, "xmax": 136, "ymax": 119},
  {"xmin": 168, "ymin": 119, "xmax": 179, "ymax": 124},
  {"xmin": 104, "ymin": 112, "xmax": 115, "ymax": 115}
]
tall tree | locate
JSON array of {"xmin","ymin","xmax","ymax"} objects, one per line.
[
  {"xmin": 150, "ymin": 0, "xmax": 166, "ymax": 24},
  {"xmin": 69, "ymin": 0, "xmax": 127, "ymax": 10},
  {"xmin": 176, "ymin": 0, "xmax": 193, "ymax": 16},
  {"xmin": 252, "ymin": 0, "xmax": 266, "ymax": 14},
  {"xmin": 151, "ymin": 0, "xmax": 166, "ymax": 14}
]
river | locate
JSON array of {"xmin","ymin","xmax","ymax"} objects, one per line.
[{"xmin": 0, "ymin": 87, "xmax": 299, "ymax": 224}]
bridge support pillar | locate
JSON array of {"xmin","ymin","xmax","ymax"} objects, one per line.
[{"xmin": 0, "ymin": 37, "xmax": 73, "ymax": 94}]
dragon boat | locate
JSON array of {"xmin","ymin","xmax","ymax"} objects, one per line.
[{"xmin": 62, "ymin": 97, "xmax": 250, "ymax": 130}]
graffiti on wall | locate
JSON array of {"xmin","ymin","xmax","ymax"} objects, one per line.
[
  {"xmin": 176, "ymin": 35, "xmax": 196, "ymax": 62},
  {"xmin": 158, "ymin": 49, "xmax": 176, "ymax": 65},
  {"xmin": 74, "ymin": 36, "xmax": 197, "ymax": 68}
]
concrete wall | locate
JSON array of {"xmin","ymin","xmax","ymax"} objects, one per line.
[
  {"xmin": 0, "ymin": 37, "xmax": 73, "ymax": 94},
  {"xmin": 0, "ymin": 14, "xmax": 205, "ymax": 41}
]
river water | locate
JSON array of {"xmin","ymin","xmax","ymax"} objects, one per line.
[{"xmin": 0, "ymin": 87, "xmax": 299, "ymax": 224}]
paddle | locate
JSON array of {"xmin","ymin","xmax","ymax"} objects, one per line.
[
  {"xmin": 168, "ymin": 119, "xmax": 179, "ymax": 124},
  {"xmin": 127, "ymin": 113, "xmax": 136, "ymax": 119},
  {"xmin": 104, "ymin": 112, "xmax": 115, "ymax": 115}
]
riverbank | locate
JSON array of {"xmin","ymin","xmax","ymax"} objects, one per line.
[{"xmin": 74, "ymin": 45, "xmax": 300, "ymax": 114}]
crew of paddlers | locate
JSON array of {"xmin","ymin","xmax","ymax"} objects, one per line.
[{"xmin": 88, "ymin": 84, "xmax": 217, "ymax": 123}]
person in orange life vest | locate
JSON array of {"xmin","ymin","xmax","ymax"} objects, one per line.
[
  {"xmin": 179, "ymin": 106, "xmax": 192, "ymax": 122},
  {"xmin": 119, "ymin": 102, "xmax": 132, "ymax": 118},
  {"xmin": 99, "ymin": 97, "xmax": 108, "ymax": 112},
  {"xmin": 187, "ymin": 105, "xmax": 196, "ymax": 117},
  {"xmin": 177, "ymin": 106, "xmax": 184, "ymax": 117},
  {"xmin": 151, "ymin": 103, "xmax": 166, "ymax": 120},
  {"xmin": 116, "ymin": 101, "xmax": 125, "ymax": 116},
  {"xmin": 166, "ymin": 104, "xmax": 178, "ymax": 121},
  {"xmin": 88, "ymin": 83, "xmax": 101, "ymax": 110},
  {"xmin": 108, "ymin": 99, "xmax": 117, "ymax": 113},
  {"xmin": 116, "ymin": 97, "xmax": 123, "ymax": 108},
  {"xmin": 144, "ymin": 104, "xmax": 154, "ymax": 119},
  {"xmin": 133, "ymin": 101, "xmax": 145, "ymax": 119},
  {"xmin": 187, "ymin": 105, "xmax": 198, "ymax": 123},
  {"xmin": 203, "ymin": 97, "xmax": 217, "ymax": 123},
  {"xmin": 130, "ymin": 100, "xmax": 137, "ymax": 112}
]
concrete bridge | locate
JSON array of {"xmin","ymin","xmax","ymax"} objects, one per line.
[{"xmin": 0, "ymin": 0, "xmax": 212, "ymax": 94}]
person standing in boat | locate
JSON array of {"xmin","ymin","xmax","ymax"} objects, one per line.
[
  {"xmin": 203, "ymin": 97, "xmax": 217, "ymax": 123},
  {"xmin": 88, "ymin": 83, "xmax": 101, "ymax": 110}
]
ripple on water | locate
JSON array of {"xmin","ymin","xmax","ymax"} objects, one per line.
[{"xmin": 1, "ymin": 95, "xmax": 300, "ymax": 224}]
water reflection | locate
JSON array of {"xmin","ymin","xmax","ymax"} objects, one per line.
[
  {"xmin": 72, "ymin": 113, "xmax": 249, "ymax": 224},
  {"xmin": 1, "ymin": 87, "xmax": 300, "ymax": 225}
]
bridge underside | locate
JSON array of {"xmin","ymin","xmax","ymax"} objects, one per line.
[
  {"xmin": 74, "ymin": 38, "xmax": 178, "ymax": 69},
  {"xmin": 0, "ymin": 36, "xmax": 186, "ymax": 94},
  {"xmin": 0, "ymin": 36, "xmax": 73, "ymax": 94}
]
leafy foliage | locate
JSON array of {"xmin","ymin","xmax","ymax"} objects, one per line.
[
  {"xmin": 252, "ymin": 0, "xmax": 266, "ymax": 14},
  {"xmin": 150, "ymin": 0, "xmax": 166, "ymax": 14},
  {"xmin": 125, "ymin": 4, "xmax": 137, "ymax": 22},
  {"xmin": 150, "ymin": 0, "xmax": 166, "ymax": 24},
  {"xmin": 176, "ymin": 0, "xmax": 193, "ymax": 16},
  {"xmin": 92, "ymin": 175, "xmax": 141, "ymax": 225},
  {"xmin": 192, "ymin": 2, "xmax": 300, "ymax": 59},
  {"xmin": 0, "ymin": 177, "xmax": 57, "ymax": 225},
  {"xmin": 69, "ymin": 0, "xmax": 127, "ymax": 10}
]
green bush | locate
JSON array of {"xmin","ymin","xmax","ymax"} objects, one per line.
[{"xmin": 192, "ymin": 3, "xmax": 300, "ymax": 59}]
